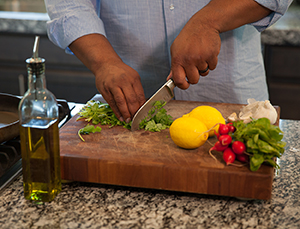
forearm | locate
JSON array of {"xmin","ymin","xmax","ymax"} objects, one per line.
[
  {"xmin": 196, "ymin": 0, "xmax": 272, "ymax": 33},
  {"xmin": 68, "ymin": 34, "xmax": 122, "ymax": 75}
]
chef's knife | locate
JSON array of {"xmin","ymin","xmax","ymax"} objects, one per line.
[{"xmin": 131, "ymin": 79, "xmax": 175, "ymax": 131}]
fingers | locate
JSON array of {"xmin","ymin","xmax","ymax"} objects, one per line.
[
  {"xmin": 104, "ymin": 82, "xmax": 145, "ymax": 123},
  {"xmin": 171, "ymin": 53, "xmax": 219, "ymax": 89},
  {"xmin": 171, "ymin": 64, "xmax": 191, "ymax": 90}
]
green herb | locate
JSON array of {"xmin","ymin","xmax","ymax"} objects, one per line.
[
  {"xmin": 232, "ymin": 118, "xmax": 286, "ymax": 171},
  {"xmin": 77, "ymin": 100, "xmax": 173, "ymax": 133},
  {"xmin": 77, "ymin": 100, "xmax": 131, "ymax": 130},
  {"xmin": 78, "ymin": 124, "xmax": 102, "ymax": 142},
  {"xmin": 139, "ymin": 100, "xmax": 173, "ymax": 132}
]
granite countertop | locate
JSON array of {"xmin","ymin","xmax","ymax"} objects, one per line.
[
  {"xmin": 0, "ymin": 2, "xmax": 300, "ymax": 46},
  {"xmin": 0, "ymin": 119, "xmax": 299, "ymax": 228}
]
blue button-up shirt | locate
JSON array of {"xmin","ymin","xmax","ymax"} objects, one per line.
[{"xmin": 45, "ymin": 0, "xmax": 292, "ymax": 103}]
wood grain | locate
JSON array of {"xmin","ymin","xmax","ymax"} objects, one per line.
[{"xmin": 59, "ymin": 95, "xmax": 280, "ymax": 200}]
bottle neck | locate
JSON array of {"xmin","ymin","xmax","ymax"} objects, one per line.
[{"xmin": 27, "ymin": 63, "xmax": 46, "ymax": 91}]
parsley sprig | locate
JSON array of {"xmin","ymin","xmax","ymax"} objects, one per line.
[
  {"xmin": 76, "ymin": 100, "xmax": 173, "ymax": 141},
  {"xmin": 77, "ymin": 100, "xmax": 131, "ymax": 129},
  {"xmin": 138, "ymin": 101, "xmax": 173, "ymax": 132}
]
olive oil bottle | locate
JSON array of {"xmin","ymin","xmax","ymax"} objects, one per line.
[{"xmin": 18, "ymin": 36, "xmax": 61, "ymax": 203}]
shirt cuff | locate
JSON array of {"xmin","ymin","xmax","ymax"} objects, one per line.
[
  {"xmin": 46, "ymin": 11, "xmax": 106, "ymax": 51},
  {"xmin": 250, "ymin": 0, "xmax": 292, "ymax": 32}
]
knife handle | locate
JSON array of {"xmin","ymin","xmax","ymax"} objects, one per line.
[{"xmin": 166, "ymin": 79, "xmax": 175, "ymax": 97}]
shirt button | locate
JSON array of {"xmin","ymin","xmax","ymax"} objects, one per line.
[{"xmin": 170, "ymin": 4, "xmax": 174, "ymax": 10}]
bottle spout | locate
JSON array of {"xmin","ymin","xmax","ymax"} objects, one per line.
[
  {"xmin": 26, "ymin": 36, "xmax": 44, "ymax": 64},
  {"xmin": 32, "ymin": 36, "xmax": 40, "ymax": 60}
]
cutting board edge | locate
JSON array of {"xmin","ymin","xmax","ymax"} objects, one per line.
[{"xmin": 60, "ymin": 155, "xmax": 274, "ymax": 200}]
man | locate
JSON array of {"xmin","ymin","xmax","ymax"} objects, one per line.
[{"xmin": 45, "ymin": 0, "xmax": 292, "ymax": 123}]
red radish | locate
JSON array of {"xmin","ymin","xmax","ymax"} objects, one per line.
[
  {"xmin": 218, "ymin": 123, "xmax": 229, "ymax": 135},
  {"xmin": 236, "ymin": 153, "xmax": 249, "ymax": 163},
  {"xmin": 209, "ymin": 141, "xmax": 228, "ymax": 162},
  {"xmin": 231, "ymin": 141, "xmax": 246, "ymax": 155},
  {"xmin": 210, "ymin": 141, "xmax": 228, "ymax": 152},
  {"xmin": 223, "ymin": 148, "xmax": 236, "ymax": 165},
  {"xmin": 214, "ymin": 129, "xmax": 220, "ymax": 139},
  {"xmin": 218, "ymin": 135, "xmax": 232, "ymax": 146},
  {"xmin": 227, "ymin": 125, "xmax": 236, "ymax": 133}
]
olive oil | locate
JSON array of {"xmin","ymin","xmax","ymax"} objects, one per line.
[
  {"xmin": 20, "ymin": 118, "xmax": 61, "ymax": 202},
  {"xmin": 19, "ymin": 36, "xmax": 61, "ymax": 203}
]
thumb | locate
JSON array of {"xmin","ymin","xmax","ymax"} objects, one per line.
[{"xmin": 166, "ymin": 70, "xmax": 173, "ymax": 81}]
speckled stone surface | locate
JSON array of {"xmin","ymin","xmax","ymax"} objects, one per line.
[
  {"xmin": 261, "ymin": 3, "xmax": 300, "ymax": 46},
  {"xmin": 0, "ymin": 3, "xmax": 300, "ymax": 46},
  {"xmin": 0, "ymin": 11, "xmax": 48, "ymax": 34},
  {"xmin": 0, "ymin": 119, "xmax": 299, "ymax": 229}
]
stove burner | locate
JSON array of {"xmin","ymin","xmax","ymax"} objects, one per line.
[{"xmin": 0, "ymin": 138, "xmax": 21, "ymax": 177}]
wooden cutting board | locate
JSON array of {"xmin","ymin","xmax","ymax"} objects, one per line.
[{"xmin": 59, "ymin": 95, "xmax": 280, "ymax": 200}]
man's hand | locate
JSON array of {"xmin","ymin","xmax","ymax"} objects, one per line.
[
  {"xmin": 94, "ymin": 59, "xmax": 145, "ymax": 123},
  {"xmin": 170, "ymin": 20, "xmax": 221, "ymax": 90},
  {"xmin": 169, "ymin": 0, "xmax": 271, "ymax": 89},
  {"xmin": 69, "ymin": 34, "xmax": 146, "ymax": 123}
]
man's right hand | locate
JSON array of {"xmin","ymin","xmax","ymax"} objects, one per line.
[
  {"xmin": 94, "ymin": 59, "xmax": 145, "ymax": 123},
  {"xmin": 69, "ymin": 34, "xmax": 146, "ymax": 123}
]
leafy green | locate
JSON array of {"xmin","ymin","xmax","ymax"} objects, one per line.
[
  {"xmin": 232, "ymin": 118, "xmax": 286, "ymax": 171},
  {"xmin": 77, "ymin": 100, "xmax": 173, "ymax": 135},
  {"xmin": 78, "ymin": 124, "xmax": 102, "ymax": 142},
  {"xmin": 138, "ymin": 100, "xmax": 173, "ymax": 132},
  {"xmin": 77, "ymin": 100, "xmax": 131, "ymax": 130}
]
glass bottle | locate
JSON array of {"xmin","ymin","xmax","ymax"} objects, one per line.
[{"xmin": 18, "ymin": 36, "xmax": 61, "ymax": 203}]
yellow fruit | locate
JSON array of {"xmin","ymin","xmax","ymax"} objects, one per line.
[
  {"xmin": 169, "ymin": 116, "xmax": 208, "ymax": 149},
  {"xmin": 188, "ymin": 106, "xmax": 225, "ymax": 137}
]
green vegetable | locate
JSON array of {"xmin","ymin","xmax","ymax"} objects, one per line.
[
  {"xmin": 77, "ymin": 100, "xmax": 131, "ymax": 129},
  {"xmin": 78, "ymin": 124, "xmax": 102, "ymax": 142},
  {"xmin": 139, "ymin": 100, "xmax": 173, "ymax": 132},
  {"xmin": 77, "ymin": 100, "xmax": 173, "ymax": 133},
  {"xmin": 231, "ymin": 118, "xmax": 286, "ymax": 171}
]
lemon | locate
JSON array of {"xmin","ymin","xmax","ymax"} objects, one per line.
[
  {"xmin": 188, "ymin": 106, "xmax": 225, "ymax": 137},
  {"xmin": 169, "ymin": 116, "xmax": 208, "ymax": 149}
]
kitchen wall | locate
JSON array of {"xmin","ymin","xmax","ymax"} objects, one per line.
[{"xmin": 0, "ymin": 33, "xmax": 98, "ymax": 103}]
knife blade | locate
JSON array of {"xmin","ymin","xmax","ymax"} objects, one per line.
[{"xmin": 131, "ymin": 79, "xmax": 175, "ymax": 131}]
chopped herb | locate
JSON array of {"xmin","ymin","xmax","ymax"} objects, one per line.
[
  {"xmin": 77, "ymin": 100, "xmax": 131, "ymax": 129},
  {"xmin": 77, "ymin": 100, "xmax": 173, "ymax": 134},
  {"xmin": 78, "ymin": 124, "xmax": 102, "ymax": 142},
  {"xmin": 139, "ymin": 100, "xmax": 173, "ymax": 132}
]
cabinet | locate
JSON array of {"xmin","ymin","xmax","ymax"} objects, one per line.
[
  {"xmin": 264, "ymin": 45, "xmax": 300, "ymax": 120},
  {"xmin": 0, "ymin": 33, "xmax": 98, "ymax": 103}
]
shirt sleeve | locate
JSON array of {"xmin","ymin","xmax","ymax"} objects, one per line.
[
  {"xmin": 251, "ymin": 0, "xmax": 293, "ymax": 32},
  {"xmin": 45, "ymin": 0, "xmax": 106, "ymax": 51}
]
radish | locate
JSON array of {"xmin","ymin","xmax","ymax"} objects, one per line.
[
  {"xmin": 218, "ymin": 123, "xmax": 229, "ymax": 135},
  {"xmin": 218, "ymin": 135, "xmax": 232, "ymax": 146},
  {"xmin": 209, "ymin": 140, "xmax": 229, "ymax": 162},
  {"xmin": 228, "ymin": 125, "xmax": 236, "ymax": 133},
  {"xmin": 236, "ymin": 153, "xmax": 249, "ymax": 163},
  {"xmin": 214, "ymin": 129, "xmax": 220, "ymax": 139},
  {"xmin": 223, "ymin": 148, "xmax": 236, "ymax": 165},
  {"xmin": 209, "ymin": 141, "xmax": 228, "ymax": 152},
  {"xmin": 231, "ymin": 141, "xmax": 246, "ymax": 155},
  {"xmin": 226, "ymin": 123, "xmax": 236, "ymax": 133}
]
